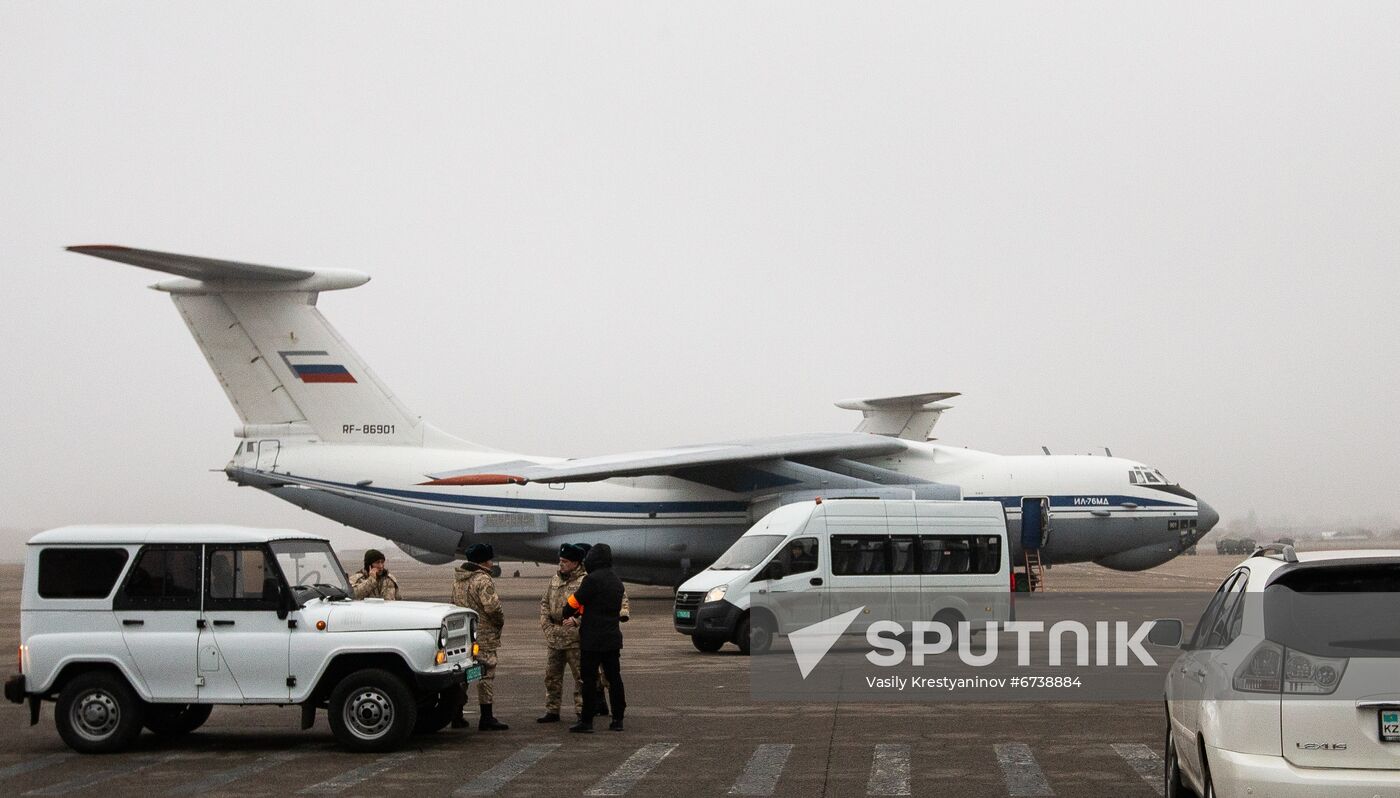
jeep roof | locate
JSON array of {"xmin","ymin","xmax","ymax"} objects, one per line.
[{"xmin": 28, "ymin": 525, "xmax": 327, "ymax": 546}]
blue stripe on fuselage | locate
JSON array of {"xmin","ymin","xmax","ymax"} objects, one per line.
[{"xmin": 966, "ymin": 495, "xmax": 1193, "ymax": 510}]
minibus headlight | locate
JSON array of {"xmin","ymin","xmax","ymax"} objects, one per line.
[{"xmin": 704, "ymin": 585, "xmax": 728, "ymax": 604}]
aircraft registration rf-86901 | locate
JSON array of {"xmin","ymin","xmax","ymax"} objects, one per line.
[{"xmin": 68, "ymin": 245, "xmax": 1219, "ymax": 586}]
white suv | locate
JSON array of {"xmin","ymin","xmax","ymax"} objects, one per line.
[
  {"xmin": 4, "ymin": 526, "xmax": 481, "ymax": 753},
  {"xmin": 1154, "ymin": 546, "xmax": 1400, "ymax": 797}
]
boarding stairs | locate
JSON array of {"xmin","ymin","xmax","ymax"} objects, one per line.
[{"xmin": 1022, "ymin": 549, "xmax": 1046, "ymax": 592}]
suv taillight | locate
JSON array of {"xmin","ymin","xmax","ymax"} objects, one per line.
[
  {"xmin": 1233, "ymin": 640, "xmax": 1347, "ymax": 695},
  {"xmin": 16, "ymin": 645, "xmax": 23, "ymax": 675}
]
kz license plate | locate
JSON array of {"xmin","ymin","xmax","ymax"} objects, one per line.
[
  {"xmin": 675, "ymin": 610, "xmax": 693, "ymax": 620},
  {"xmin": 465, "ymin": 664, "xmax": 484, "ymax": 683},
  {"xmin": 1381, "ymin": 710, "xmax": 1400, "ymax": 742}
]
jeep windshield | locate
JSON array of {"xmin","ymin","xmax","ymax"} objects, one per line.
[
  {"xmin": 710, "ymin": 535, "xmax": 785, "ymax": 570},
  {"xmin": 271, "ymin": 540, "xmax": 352, "ymax": 604}
]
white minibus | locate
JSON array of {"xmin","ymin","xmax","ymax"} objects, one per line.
[{"xmin": 674, "ymin": 498, "xmax": 1012, "ymax": 654}]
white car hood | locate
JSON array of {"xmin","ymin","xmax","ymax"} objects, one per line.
[
  {"xmin": 315, "ymin": 599, "xmax": 467, "ymax": 632},
  {"xmin": 679, "ymin": 569, "xmax": 748, "ymax": 594}
]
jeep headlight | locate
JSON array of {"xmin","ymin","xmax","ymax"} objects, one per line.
[
  {"xmin": 437, "ymin": 621, "xmax": 449, "ymax": 650},
  {"xmin": 704, "ymin": 585, "xmax": 728, "ymax": 604}
]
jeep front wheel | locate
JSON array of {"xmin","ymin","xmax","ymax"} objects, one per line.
[
  {"xmin": 56, "ymin": 671, "xmax": 144, "ymax": 753},
  {"xmin": 328, "ymin": 668, "xmax": 418, "ymax": 752}
]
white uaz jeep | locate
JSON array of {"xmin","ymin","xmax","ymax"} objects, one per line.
[{"xmin": 4, "ymin": 526, "xmax": 481, "ymax": 753}]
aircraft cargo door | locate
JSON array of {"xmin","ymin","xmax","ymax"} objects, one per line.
[{"xmin": 1020, "ymin": 497, "xmax": 1049, "ymax": 552}]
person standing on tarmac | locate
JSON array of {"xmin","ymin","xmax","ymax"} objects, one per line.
[
  {"xmin": 453, "ymin": 543, "xmax": 509, "ymax": 731},
  {"xmin": 562, "ymin": 543, "xmax": 626, "ymax": 733},
  {"xmin": 349, "ymin": 549, "xmax": 400, "ymax": 600},
  {"xmin": 537, "ymin": 543, "xmax": 587, "ymax": 722},
  {"xmin": 575, "ymin": 542, "xmax": 629, "ymax": 718}
]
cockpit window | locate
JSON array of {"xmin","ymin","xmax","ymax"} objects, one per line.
[{"xmin": 1129, "ymin": 467, "xmax": 1173, "ymax": 485}]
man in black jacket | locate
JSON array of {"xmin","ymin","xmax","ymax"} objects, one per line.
[{"xmin": 561, "ymin": 543, "xmax": 626, "ymax": 733}]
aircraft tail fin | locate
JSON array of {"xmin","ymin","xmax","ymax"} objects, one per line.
[{"xmin": 68, "ymin": 245, "xmax": 482, "ymax": 449}]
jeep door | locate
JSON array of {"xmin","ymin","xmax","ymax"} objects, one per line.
[
  {"xmin": 113, "ymin": 544, "xmax": 202, "ymax": 701},
  {"xmin": 201, "ymin": 545, "xmax": 291, "ymax": 701},
  {"xmin": 1169, "ymin": 569, "xmax": 1246, "ymax": 784}
]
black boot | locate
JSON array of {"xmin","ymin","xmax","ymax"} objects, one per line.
[
  {"xmin": 451, "ymin": 713, "xmax": 470, "ymax": 730},
  {"xmin": 478, "ymin": 704, "xmax": 509, "ymax": 731},
  {"xmin": 569, "ymin": 717, "xmax": 594, "ymax": 733},
  {"xmin": 608, "ymin": 717, "xmax": 624, "ymax": 732},
  {"xmin": 536, "ymin": 712, "xmax": 561, "ymax": 723}
]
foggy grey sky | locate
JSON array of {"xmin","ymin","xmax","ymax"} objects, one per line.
[{"xmin": 3, "ymin": 3, "xmax": 1399, "ymax": 557}]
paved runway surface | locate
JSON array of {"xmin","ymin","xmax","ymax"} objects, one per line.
[{"xmin": 0, "ymin": 555, "xmax": 1248, "ymax": 797}]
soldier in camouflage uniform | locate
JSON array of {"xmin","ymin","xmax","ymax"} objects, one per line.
[
  {"xmin": 453, "ymin": 543, "xmax": 509, "ymax": 731},
  {"xmin": 349, "ymin": 549, "xmax": 400, "ymax": 600},
  {"xmin": 537, "ymin": 543, "xmax": 587, "ymax": 722}
]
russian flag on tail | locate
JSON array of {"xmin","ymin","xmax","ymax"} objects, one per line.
[{"xmin": 278, "ymin": 350, "xmax": 358, "ymax": 384}]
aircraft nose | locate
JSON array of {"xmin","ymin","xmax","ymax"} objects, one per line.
[{"xmin": 1197, "ymin": 500, "xmax": 1220, "ymax": 534}]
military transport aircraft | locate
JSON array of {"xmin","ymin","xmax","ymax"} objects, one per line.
[{"xmin": 69, "ymin": 245, "xmax": 1218, "ymax": 585}]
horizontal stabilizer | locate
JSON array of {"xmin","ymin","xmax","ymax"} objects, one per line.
[
  {"xmin": 67, "ymin": 245, "xmax": 368, "ymax": 293},
  {"xmin": 835, "ymin": 391, "xmax": 960, "ymax": 441},
  {"xmin": 68, "ymin": 245, "xmax": 315, "ymax": 282}
]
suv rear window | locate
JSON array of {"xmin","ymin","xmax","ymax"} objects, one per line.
[
  {"xmin": 1265, "ymin": 562, "xmax": 1400, "ymax": 657},
  {"xmin": 38, "ymin": 548, "xmax": 130, "ymax": 599}
]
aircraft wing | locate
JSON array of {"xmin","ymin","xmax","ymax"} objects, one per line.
[{"xmin": 426, "ymin": 432, "xmax": 909, "ymax": 485}]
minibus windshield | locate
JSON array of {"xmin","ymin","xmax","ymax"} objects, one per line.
[{"xmin": 710, "ymin": 535, "xmax": 785, "ymax": 570}]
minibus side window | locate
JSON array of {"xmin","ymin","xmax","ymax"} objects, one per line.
[
  {"xmin": 832, "ymin": 535, "xmax": 890, "ymax": 576},
  {"xmin": 773, "ymin": 537, "xmax": 819, "ymax": 576},
  {"xmin": 891, "ymin": 536, "xmax": 919, "ymax": 575},
  {"xmin": 921, "ymin": 535, "xmax": 1002, "ymax": 575}
]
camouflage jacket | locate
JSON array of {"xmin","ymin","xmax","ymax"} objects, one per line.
[
  {"xmin": 349, "ymin": 569, "xmax": 400, "ymax": 601},
  {"xmin": 453, "ymin": 562, "xmax": 504, "ymax": 646},
  {"xmin": 539, "ymin": 567, "xmax": 586, "ymax": 650}
]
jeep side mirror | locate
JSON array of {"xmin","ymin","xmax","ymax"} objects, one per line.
[
  {"xmin": 762, "ymin": 561, "xmax": 787, "ymax": 581},
  {"xmin": 1147, "ymin": 618, "xmax": 1183, "ymax": 647},
  {"xmin": 276, "ymin": 583, "xmax": 292, "ymax": 620}
]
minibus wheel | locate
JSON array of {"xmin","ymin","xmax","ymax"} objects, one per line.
[
  {"xmin": 692, "ymin": 635, "xmax": 725, "ymax": 653},
  {"xmin": 932, "ymin": 610, "xmax": 964, "ymax": 646},
  {"xmin": 738, "ymin": 614, "xmax": 775, "ymax": 656}
]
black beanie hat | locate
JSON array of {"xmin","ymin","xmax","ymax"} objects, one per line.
[
  {"xmin": 559, "ymin": 543, "xmax": 585, "ymax": 563},
  {"xmin": 466, "ymin": 543, "xmax": 494, "ymax": 563},
  {"xmin": 364, "ymin": 549, "xmax": 385, "ymax": 569}
]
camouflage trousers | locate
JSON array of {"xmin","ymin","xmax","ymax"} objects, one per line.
[
  {"xmin": 475, "ymin": 646, "xmax": 498, "ymax": 705},
  {"xmin": 544, "ymin": 646, "xmax": 583, "ymax": 714}
]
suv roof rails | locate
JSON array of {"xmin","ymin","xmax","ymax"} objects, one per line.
[{"xmin": 1250, "ymin": 543, "xmax": 1299, "ymax": 563}]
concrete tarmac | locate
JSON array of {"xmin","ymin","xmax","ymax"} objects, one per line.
[{"xmin": 0, "ymin": 555, "xmax": 1248, "ymax": 797}]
